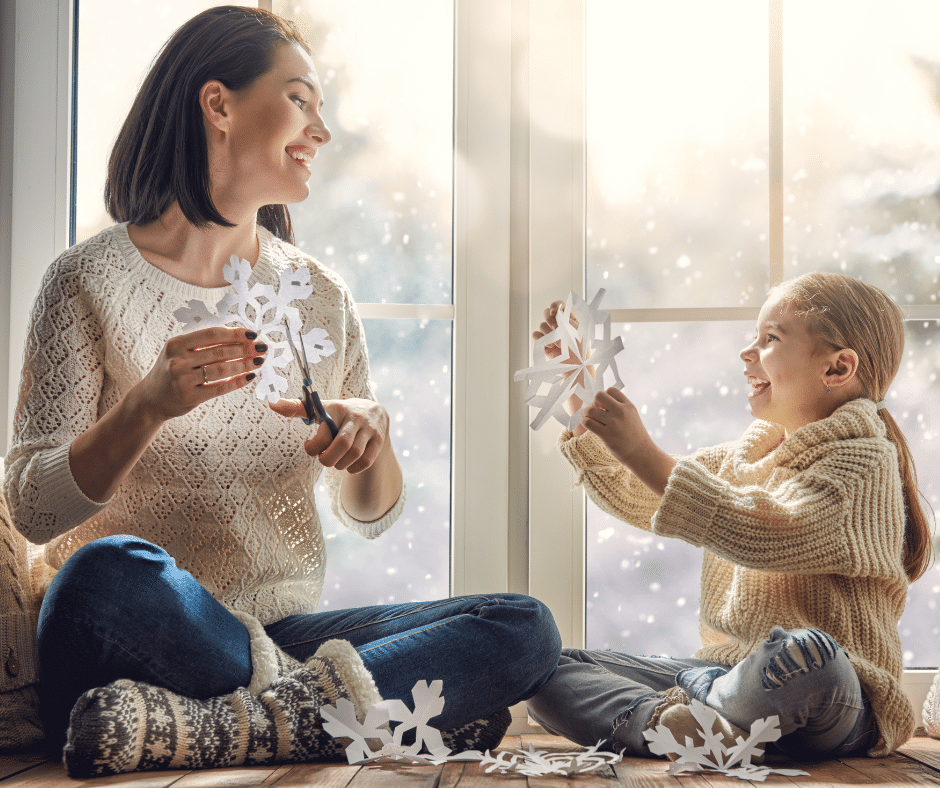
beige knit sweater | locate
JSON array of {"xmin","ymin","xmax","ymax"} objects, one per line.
[{"xmin": 559, "ymin": 398, "xmax": 913, "ymax": 757}]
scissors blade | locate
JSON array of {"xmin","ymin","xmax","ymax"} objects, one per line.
[{"xmin": 285, "ymin": 329, "xmax": 309, "ymax": 380}]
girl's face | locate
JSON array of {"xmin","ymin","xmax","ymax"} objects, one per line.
[
  {"xmin": 739, "ymin": 292, "xmax": 835, "ymax": 435},
  {"xmin": 218, "ymin": 42, "xmax": 331, "ymax": 208}
]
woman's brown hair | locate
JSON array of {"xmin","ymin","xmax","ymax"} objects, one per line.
[
  {"xmin": 105, "ymin": 6, "xmax": 308, "ymax": 242},
  {"xmin": 778, "ymin": 272, "xmax": 933, "ymax": 582}
]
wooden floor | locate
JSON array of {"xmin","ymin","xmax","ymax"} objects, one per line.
[{"xmin": 4, "ymin": 733, "xmax": 940, "ymax": 787}]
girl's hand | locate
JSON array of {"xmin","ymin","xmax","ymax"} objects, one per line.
[
  {"xmin": 269, "ymin": 397, "xmax": 390, "ymax": 474},
  {"xmin": 533, "ymin": 300, "xmax": 593, "ymax": 417},
  {"xmin": 583, "ymin": 387, "xmax": 676, "ymax": 497},
  {"xmin": 136, "ymin": 327, "xmax": 266, "ymax": 423}
]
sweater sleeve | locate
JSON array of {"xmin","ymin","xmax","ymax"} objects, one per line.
[
  {"xmin": 3, "ymin": 260, "xmax": 110, "ymax": 544},
  {"xmin": 653, "ymin": 440, "xmax": 904, "ymax": 577},
  {"xmin": 323, "ymin": 284, "xmax": 404, "ymax": 539},
  {"xmin": 558, "ymin": 430, "xmax": 662, "ymax": 531}
]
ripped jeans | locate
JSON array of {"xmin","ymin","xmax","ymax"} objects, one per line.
[{"xmin": 526, "ymin": 627, "xmax": 877, "ymax": 759}]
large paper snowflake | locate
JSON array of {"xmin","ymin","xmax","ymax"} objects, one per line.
[
  {"xmin": 642, "ymin": 700, "xmax": 809, "ymax": 782},
  {"xmin": 514, "ymin": 289, "xmax": 624, "ymax": 431},
  {"xmin": 172, "ymin": 255, "xmax": 335, "ymax": 403}
]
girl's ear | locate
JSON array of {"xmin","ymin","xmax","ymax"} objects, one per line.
[
  {"xmin": 200, "ymin": 80, "xmax": 231, "ymax": 134},
  {"xmin": 823, "ymin": 348, "xmax": 860, "ymax": 390}
]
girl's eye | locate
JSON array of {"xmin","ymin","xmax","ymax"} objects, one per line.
[{"xmin": 767, "ymin": 334, "xmax": 780, "ymax": 342}]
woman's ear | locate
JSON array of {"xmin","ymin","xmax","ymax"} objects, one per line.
[
  {"xmin": 823, "ymin": 348, "xmax": 860, "ymax": 390},
  {"xmin": 200, "ymin": 80, "xmax": 230, "ymax": 134}
]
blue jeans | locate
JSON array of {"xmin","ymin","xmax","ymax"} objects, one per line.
[
  {"xmin": 527, "ymin": 627, "xmax": 877, "ymax": 759},
  {"xmin": 37, "ymin": 536, "xmax": 561, "ymax": 748}
]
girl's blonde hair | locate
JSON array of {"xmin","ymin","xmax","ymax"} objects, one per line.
[{"xmin": 776, "ymin": 272, "xmax": 932, "ymax": 582}]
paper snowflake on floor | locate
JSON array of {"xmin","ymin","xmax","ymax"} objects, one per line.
[
  {"xmin": 172, "ymin": 255, "xmax": 335, "ymax": 403},
  {"xmin": 642, "ymin": 700, "xmax": 809, "ymax": 782},
  {"xmin": 514, "ymin": 289, "xmax": 624, "ymax": 431},
  {"xmin": 321, "ymin": 680, "xmax": 625, "ymax": 776}
]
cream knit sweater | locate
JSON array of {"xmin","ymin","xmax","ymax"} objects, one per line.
[
  {"xmin": 559, "ymin": 398, "xmax": 912, "ymax": 757},
  {"xmin": 4, "ymin": 223, "xmax": 405, "ymax": 626}
]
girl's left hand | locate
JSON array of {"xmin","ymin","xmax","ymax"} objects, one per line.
[{"xmin": 269, "ymin": 397, "xmax": 389, "ymax": 474}]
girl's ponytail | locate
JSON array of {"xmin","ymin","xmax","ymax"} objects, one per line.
[
  {"xmin": 879, "ymin": 409, "xmax": 933, "ymax": 581},
  {"xmin": 779, "ymin": 272, "xmax": 934, "ymax": 583}
]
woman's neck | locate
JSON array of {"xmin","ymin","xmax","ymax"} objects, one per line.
[{"xmin": 126, "ymin": 203, "xmax": 260, "ymax": 288}]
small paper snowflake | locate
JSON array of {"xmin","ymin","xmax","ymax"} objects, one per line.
[
  {"xmin": 514, "ymin": 289, "xmax": 624, "ymax": 431},
  {"xmin": 479, "ymin": 741, "xmax": 622, "ymax": 777},
  {"xmin": 172, "ymin": 255, "xmax": 335, "ymax": 403},
  {"xmin": 321, "ymin": 679, "xmax": 452, "ymax": 764},
  {"xmin": 642, "ymin": 700, "xmax": 810, "ymax": 782}
]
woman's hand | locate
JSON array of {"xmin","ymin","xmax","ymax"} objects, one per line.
[
  {"xmin": 583, "ymin": 387, "xmax": 676, "ymax": 497},
  {"xmin": 269, "ymin": 396, "xmax": 403, "ymax": 522},
  {"xmin": 136, "ymin": 327, "xmax": 266, "ymax": 424},
  {"xmin": 269, "ymin": 397, "xmax": 389, "ymax": 474},
  {"xmin": 533, "ymin": 300, "xmax": 593, "ymax": 422}
]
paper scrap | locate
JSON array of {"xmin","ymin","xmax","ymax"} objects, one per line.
[
  {"xmin": 514, "ymin": 289, "xmax": 624, "ymax": 431},
  {"xmin": 643, "ymin": 699, "xmax": 810, "ymax": 782},
  {"xmin": 173, "ymin": 255, "xmax": 335, "ymax": 403}
]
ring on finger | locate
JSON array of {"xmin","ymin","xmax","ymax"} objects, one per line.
[{"xmin": 202, "ymin": 366, "xmax": 209, "ymax": 385}]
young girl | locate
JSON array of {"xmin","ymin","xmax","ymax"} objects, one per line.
[
  {"xmin": 2, "ymin": 6, "xmax": 560, "ymax": 775},
  {"xmin": 526, "ymin": 272, "xmax": 931, "ymax": 760}
]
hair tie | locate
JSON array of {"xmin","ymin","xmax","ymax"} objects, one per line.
[{"xmin": 875, "ymin": 399, "xmax": 887, "ymax": 411}]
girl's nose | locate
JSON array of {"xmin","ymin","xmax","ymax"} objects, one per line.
[{"xmin": 740, "ymin": 341, "xmax": 756, "ymax": 362}]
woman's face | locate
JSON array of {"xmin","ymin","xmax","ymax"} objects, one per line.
[{"xmin": 218, "ymin": 42, "xmax": 331, "ymax": 208}]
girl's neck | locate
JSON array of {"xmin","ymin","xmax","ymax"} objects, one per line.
[{"xmin": 126, "ymin": 202, "xmax": 260, "ymax": 288}]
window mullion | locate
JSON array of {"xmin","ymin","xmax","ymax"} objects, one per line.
[{"xmin": 527, "ymin": 0, "xmax": 587, "ymax": 649}]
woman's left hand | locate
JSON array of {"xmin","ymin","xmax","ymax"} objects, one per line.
[{"xmin": 269, "ymin": 397, "xmax": 389, "ymax": 474}]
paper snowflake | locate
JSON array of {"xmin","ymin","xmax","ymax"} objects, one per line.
[
  {"xmin": 321, "ymin": 679, "xmax": 453, "ymax": 764},
  {"xmin": 479, "ymin": 741, "xmax": 622, "ymax": 777},
  {"xmin": 514, "ymin": 289, "xmax": 624, "ymax": 431},
  {"xmin": 172, "ymin": 255, "xmax": 335, "ymax": 403},
  {"xmin": 642, "ymin": 700, "xmax": 809, "ymax": 782}
]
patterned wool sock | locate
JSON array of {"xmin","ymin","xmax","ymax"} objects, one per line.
[
  {"xmin": 63, "ymin": 639, "xmax": 382, "ymax": 778},
  {"xmin": 440, "ymin": 707, "xmax": 512, "ymax": 754}
]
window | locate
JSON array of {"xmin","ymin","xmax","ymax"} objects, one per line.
[{"xmin": 5, "ymin": 0, "xmax": 938, "ymax": 721}]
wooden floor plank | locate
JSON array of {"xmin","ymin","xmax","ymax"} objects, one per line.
[
  {"xmin": 901, "ymin": 737, "xmax": 940, "ymax": 773},
  {"xmin": 832, "ymin": 754, "xmax": 940, "ymax": 786},
  {"xmin": 613, "ymin": 756, "xmax": 684, "ymax": 788},
  {"xmin": 344, "ymin": 762, "xmax": 441, "ymax": 788},
  {"xmin": 0, "ymin": 758, "xmax": 50, "ymax": 783},
  {"xmin": 263, "ymin": 762, "xmax": 361, "ymax": 788}
]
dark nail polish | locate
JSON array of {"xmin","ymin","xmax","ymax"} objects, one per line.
[
  {"xmin": 246, "ymin": 373, "xmax": 256, "ymax": 381},
  {"xmin": 255, "ymin": 343, "xmax": 268, "ymax": 352},
  {"xmin": 253, "ymin": 357, "xmax": 264, "ymax": 366},
  {"xmin": 245, "ymin": 330, "xmax": 258, "ymax": 340}
]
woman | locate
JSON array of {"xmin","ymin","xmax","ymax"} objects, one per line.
[{"xmin": 4, "ymin": 6, "xmax": 560, "ymax": 775}]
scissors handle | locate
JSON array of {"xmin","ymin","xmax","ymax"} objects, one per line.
[{"xmin": 301, "ymin": 387, "xmax": 338, "ymax": 438}]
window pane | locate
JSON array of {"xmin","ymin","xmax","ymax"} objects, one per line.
[
  {"xmin": 273, "ymin": 0, "xmax": 454, "ymax": 305},
  {"xmin": 894, "ymin": 321, "xmax": 940, "ymax": 667},
  {"xmin": 586, "ymin": 321, "xmax": 754, "ymax": 655},
  {"xmin": 75, "ymin": 0, "xmax": 225, "ymax": 242},
  {"xmin": 585, "ymin": 1, "xmax": 769, "ymax": 308},
  {"xmin": 315, "ymin": 319, "xmax": 452, "ymax": 607},
  {"xmin": 782, "ymin": 0, "xmax": 940, "ymax": 302}
]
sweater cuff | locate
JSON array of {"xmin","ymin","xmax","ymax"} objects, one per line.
[
  {"xmin": 329, "ymin": 477, "xmax": 406, "ymax": 540},
  {"xmin": 36, "ymin": 442, "xmax": 111, "ymax": 528},
  {"xmin": 652, "ymin": 457, "xmax": 721, "ymax": 545},
  {"xmin": 558, "ymin": 430, "xmax": 622, "ymax": 472}
]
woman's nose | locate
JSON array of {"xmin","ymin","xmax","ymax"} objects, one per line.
[{"xmin": 308, "ymin": 117, "xmax": 331, "ymax": 148}]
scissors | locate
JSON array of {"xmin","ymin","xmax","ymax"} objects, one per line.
[{"xmin": 285, "ymin": 329, "xmax": 339, "ymax": 438}]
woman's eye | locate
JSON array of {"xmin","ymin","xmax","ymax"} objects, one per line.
[{"xmin": 291, "ymin": 95, "xmax": 308, "ymax": 109}]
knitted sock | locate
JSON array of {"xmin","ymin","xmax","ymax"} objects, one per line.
[
  {"xmin": 63, "ymin": 639, "xmax": 381, "ymax": 778},
  {"xmin": 440, "ymin": 707, "xmax": 512, "ymax": 754}
]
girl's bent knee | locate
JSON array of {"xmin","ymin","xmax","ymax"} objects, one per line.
[{"xmin": 761, "ymin": 628, "xmax": 853, "ymax": 692}]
